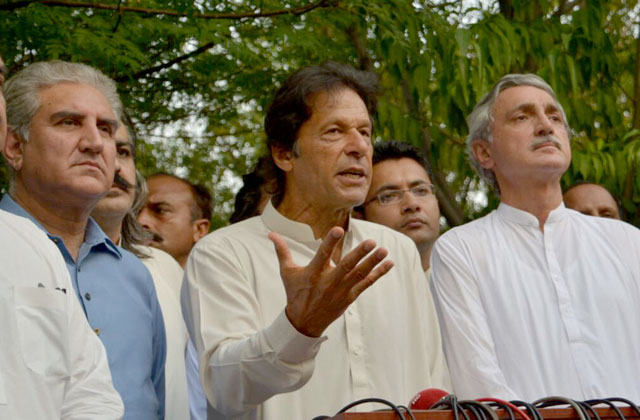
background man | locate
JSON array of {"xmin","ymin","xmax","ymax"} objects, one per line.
[
  {"xmin": 0, "ymin": 53, "xmax": 123, "ymax": 420},
  {"xmin": 229, "ymin": 155, "xmax": 275, "ymax": 223},
  {"xmin": 138, "ymin": 173, "xmax": 211, "ymax": 267},
  {"xmin": 356, "ymin": 140, "xmax": 440, "ymax": 274},
  {"xmin": 563, "ymin": 181, "xmax": 621, "ymax": 219},
  {"xmin": 182, "ymin": 62, "xmax": 448, "ymax": 420},
  {"xmin": 431, "ymin": 74, "xmax": 640, "ymax": 401},
  {"xmin": 92, "ymin": 120, "xmax": 192, "ymax": 420},
  {"xmin": 1, "ymin": 60, "xmax": 166, "ymax": 419}
]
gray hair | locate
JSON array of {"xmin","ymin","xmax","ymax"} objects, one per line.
[
  {"xmin": 466, "ymin": 73, "xmax": 570, "ymax": 190},
  {"xmin": 120, "ymin": 169, "xmax": 152, "ymax": 259},
  {"xmin": 4, "ymin": 60, "xmax": 123, "ymax": 140}
]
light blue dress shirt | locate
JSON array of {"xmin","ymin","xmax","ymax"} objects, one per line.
[{"xmin": 1, "ymin": 195, "xmax": 166, "ymax": 420}]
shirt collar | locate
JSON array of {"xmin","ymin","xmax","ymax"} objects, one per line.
[
  {"xmin": 496, "ymin": 201, "xmax": 567, "ymax": 227},
  {"xmin": 0, "ymin": 194, "xmax": 121, "ymax": 258},
  {"xmin": 261, "ymin": 199, "xmax": 354, "ymax": 246}
]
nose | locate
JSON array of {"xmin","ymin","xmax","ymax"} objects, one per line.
[
  {"xmin": 79, "ymin": 122, "xmax": 106, "ymax": 154},
  {"xmin": 535, "ymin": 113, "xmax": 555, "ymax": 137},
  {"xmin": 401, "ymin": 190, "xmax": 422, "ymax": 214},
  {"xmin": 345, "ymin": 128, "xmax": 371, "ymax": 158},
  {"xmin": 137, "ymin": 208, "xmax": 152, "ymax": 229}
]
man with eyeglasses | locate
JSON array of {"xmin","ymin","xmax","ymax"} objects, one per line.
[{"xmin": 356, "ymin": 141, "xmax": 440, "ymax": 275}]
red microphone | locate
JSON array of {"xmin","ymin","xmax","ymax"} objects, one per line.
[{"xmin": 409, "ymin": 388, "xmax": 449, "ymax": 410}]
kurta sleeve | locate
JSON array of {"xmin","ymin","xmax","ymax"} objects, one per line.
[{"xmin": 181, "ymin": 236, "xmax": 325, "ymax": 416}]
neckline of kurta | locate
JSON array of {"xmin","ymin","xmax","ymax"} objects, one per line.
[{"xmin": 495, "ymin": 201, "xmax": 567, "ymax": 228}]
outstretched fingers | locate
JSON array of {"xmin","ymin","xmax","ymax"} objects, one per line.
[
  {"xmin": 269, "ymin": 232, "xmax": 296, "ymax": 273},
  {"xmin": 334, "ymin": 239, "xmax": 377, "ymax": 279},
  {"xmin": 348, "ymin": 258, "xmax": 394, "ymax": 299},
  {"xmin": 307, "ymin": 227, "xmax": 344, "ymax": 272}
]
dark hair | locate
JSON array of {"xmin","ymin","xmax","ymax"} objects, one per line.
[
  {"xmin": 148, "ymin": 173, "xmax": 213, "ymax": 222},
  {"xmin": 353, "ymin": 140, "xmax": 433, "ymax": 215},
  {"xmin": 230, "ymin": 155, "xmax": 277, "ymax": 223},
  {"xmin": 263, "ymin": 61, "xmax": 379, "ymax": 205},
  {"xmin": 372, "ymin": 140, "xmax": 433, "ymax": 178}
]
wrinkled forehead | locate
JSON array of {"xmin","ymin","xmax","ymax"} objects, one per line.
[{"xmin": 494, "ymin": 85, "xmax": 559, "ymax": 113}]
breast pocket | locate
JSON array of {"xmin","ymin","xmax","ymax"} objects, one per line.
[{"xmin": 13, "ymin": 286, "xmax": 70, "ymax": 378}]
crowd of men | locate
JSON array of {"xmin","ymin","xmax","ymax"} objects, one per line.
[{"xmin": 1, "ymin": 54, "xmax": 638, "ymax": 420}]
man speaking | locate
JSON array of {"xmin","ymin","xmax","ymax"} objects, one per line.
[
  {"xmin": 182, "ymin": 62, "xmax": 448, "ymax": 419},
  {"xmin": 431, "ymin": 74, "xmax": 640, "ymax": 401}
]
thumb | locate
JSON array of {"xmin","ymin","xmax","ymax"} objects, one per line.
[{"xmin": 268, "ymin": 231, "xmax": 295, "ymax": 272}]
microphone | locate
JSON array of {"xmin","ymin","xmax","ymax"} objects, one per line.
[{"xmin": 409, "ymin": 388, "xmax": 450, "ymax": 410}]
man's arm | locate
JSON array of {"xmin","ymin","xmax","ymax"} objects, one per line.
[
  {"xmin": 182, "ymin": 227, "xmax": 393, "ymax": 416},
  {"xmin": 430, "ymin": 232, "xmax": 517, "ymax": 399},
  {"xmin": 61, "ymin": 271, "xmax": 124, "ymax": 419}
]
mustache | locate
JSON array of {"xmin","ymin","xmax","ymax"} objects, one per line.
[
  {"xmin": 113, "ymin": 173, "xmax": 134, "ymax": 191},
  {"xmin": 148, "ymin": 230, "xmax": 163, "ymax": 243},
  {"xmin": 531, "ymin": 134, "xmax": 561, "ymax": 150}
]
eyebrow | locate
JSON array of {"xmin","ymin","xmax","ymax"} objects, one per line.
[
  {"xmin": 373, "ymin": 179, "xmax": 428, "ymax": 194},
  {"xmin": 116, "ymin": 140, "xmax": 133, "ymax": 147},
  {"xmin": 512, "ymin": 102, "xmax": 560, "ymax": 115},
  {"xmin": 50, "ymin": 111, "xmax": 118, "ymax": 132}
]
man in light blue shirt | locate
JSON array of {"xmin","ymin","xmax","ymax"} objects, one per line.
[{"xmin": 1, "ymin": 60, "xmax": 165, "ymax": 419}]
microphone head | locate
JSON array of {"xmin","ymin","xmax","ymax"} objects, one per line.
[{"xmin": 409, "ymin": 388, "xmax": 450, "ymax": 410}]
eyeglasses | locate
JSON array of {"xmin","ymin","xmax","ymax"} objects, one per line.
[{"xmin": 363, "ymin": 184, "xmax": 436, "ymax": 207}]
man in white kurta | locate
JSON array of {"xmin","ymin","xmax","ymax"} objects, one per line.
[
  {"xmin": 184, "ymin": 202, "xmax": 447, "ymax": 419},
  {"xmin": 431, "ymin": 73, "xmax": 640, "ymax": 402},
  {"xmin": 0, "ymin": 209, "xmax": 124, "ymax": 419},
  {"xmin": 183, "ymin": 62, "xmax": 448, "ymax": 419}
]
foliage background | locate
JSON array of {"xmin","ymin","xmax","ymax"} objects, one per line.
[{"xmin": 1, "ymin": 0, "xmax": 640, "ymax": 228}]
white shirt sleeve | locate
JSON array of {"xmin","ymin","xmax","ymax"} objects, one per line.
[
  {"xmin": 430, "ymin": 231, "xmax": 518, "ymax": 400},
  {"xmin": 181, "ymin": 236, "xmax": 325, "ymax": 416},
  {"xmin": 0, "ymin": 210, "xmax": 123, "ymax": 419}
]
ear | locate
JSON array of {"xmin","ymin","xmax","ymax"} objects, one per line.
[
  {"xmin": 192, "ymin": 218, "xmax": 210, "ymax": 242},
  {"xmin": 471, "ymin": 139, "xmax": 494, "ymax": 170},
  {"xmin": 3, "ymin": 128, "xmax": 25, "ymax": 171},
  {"xmin": 271, "ymin": 144, "xmax": 294, "ymax": 173}
]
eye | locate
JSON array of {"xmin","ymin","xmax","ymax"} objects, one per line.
[
  {"xmin": 515, "ymin": 114, "xmax": 528, "ymax": 121},
  {"xmin": 97, "ymin": 123, "xmax": 114, "ymax": 135},
  {"xmin": 359, "ymin": 128, "xmax": 371, "ymax": 138},
  {"xmin": 550, "ymin": 114, "xmax": 562, "ymax": 122},
  {"xmin": 411, "ymin": 186, "xmax": 432, "ymax": 197},
  {"xmin": 117, "ymin": 147, "xmax": 132, "ymax": 158},
  {"xmin": 61, "ymin": 118, "xmax": 78, "ymax": 126},
  {"xmin": 378, "ymin": 190, "xmax": 401, "ymax": 205},
  {"xmin": 153, "ymin": 205, "xmax": 171, "ymax": 215}
]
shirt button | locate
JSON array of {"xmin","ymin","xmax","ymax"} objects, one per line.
[
  {"xmin": 85, "ymin": 292, "xmax": 91, "ymax": 301},
  {"xmin": 94, "ymin": 328, "xmax": 100, "ymax": 336}
]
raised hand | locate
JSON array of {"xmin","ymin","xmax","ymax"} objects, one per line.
[{"xmin": 269, "ymin": 226, "xmax": 394, "ymax": 337}]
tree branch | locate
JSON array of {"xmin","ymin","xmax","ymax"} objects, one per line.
[
  {"xmin": 115, "ymin": 41, "xmax": 214, "ymax": 82},
  {"xmin": 0, "ymin": 0, "xmax": 333, "ymax": 19}
]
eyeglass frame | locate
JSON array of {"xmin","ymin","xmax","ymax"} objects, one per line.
[{"xmin": 362, "ymin": 183, "xmax": 436, "ymax": 207}]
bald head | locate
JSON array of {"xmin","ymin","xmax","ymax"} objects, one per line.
[{"xmin": 564, "ymin": 183, "xmax": 620, "ymax": 220}]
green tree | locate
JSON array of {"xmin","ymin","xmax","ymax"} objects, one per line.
[{"xmin": 2, "ymin": 0, "xmax": 639, "ymax": 227}]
